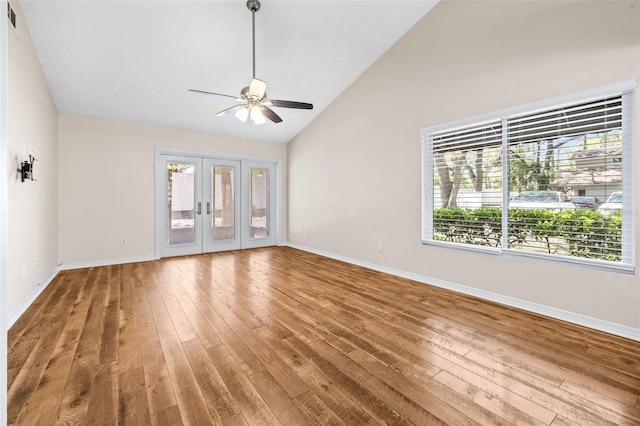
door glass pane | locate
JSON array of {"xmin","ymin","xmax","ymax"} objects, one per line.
[
  {"xmin": 212, "ymin": 166, "xmax": 235, "ymax": 241},
  {"xmin": 167, "ymin": 163, "xmax": 195, "ymax": 245},
  {"xmin": 250, "ymin": 168, "xmax": 269, "ymax": 238}
]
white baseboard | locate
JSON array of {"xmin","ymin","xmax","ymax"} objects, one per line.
[
  {"xmin": 8, "ymin": 265, "xmax": 60, "ymax": 329},
  {"xmin": 285, "ymin": 243, "xmax": 640, "ymax": 342},
  {"xmin": 8, "ymin": 255, "xmax": 155, "ymax": 330},
  {"xmin": 10, "ymin": 248, "xmax": 639, "ymax": 341},
  {"xmin": 59, "ymin": 255, "xmax": 155, "ymax": 271}
]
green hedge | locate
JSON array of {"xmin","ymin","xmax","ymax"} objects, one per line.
[{"xmin": 433, "ymin": 208, "xmax": 622, "ymax": 261}]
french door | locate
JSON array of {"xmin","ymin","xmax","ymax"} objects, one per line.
[{"xmin": 159, "ymin": 154, "xmax": 277, "ymax": 258}]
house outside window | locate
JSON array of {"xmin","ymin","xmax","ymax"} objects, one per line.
[{"xmin": 421, "ymin": 82, "xmax": 635, "ymax": 272}]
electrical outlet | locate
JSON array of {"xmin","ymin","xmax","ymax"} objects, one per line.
[
  {"xmin": 121, "ymin": 238, "xmax": 127, "ymax": 246},
  {"xmin": 377, "ymin": 242, "xmax": 383, "ymax": 252},
  {"xmin": 36, "ymin": 259, "xmax": 40, "ymax": 268}
]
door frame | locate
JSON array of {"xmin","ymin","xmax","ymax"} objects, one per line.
[
  {"xmin": 241, "ymin": 160, "xmax": 278, "ymax": 250},
  {"xmin": 160, "ymin": 155, "xmax": 203, "ymax": 258},
  {"xmin": 154, "ymin": 147, "xmax": 282, "ymax": 259},
  {"xmin": 203, "ymin": 158, "xmax": 242, "ymax": 253}
]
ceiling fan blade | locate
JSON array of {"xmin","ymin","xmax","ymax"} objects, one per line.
[
  {"xmin": 260, "ymin": 106, "xmax": 283, "ymax": 123},
  {"xmin": 249, "ymin": 79, "xmax": 267, "ymax": 99},
  {"xmin": 268, "ymin": 99, "xmax": 314, "ymax": 110},
  {"xmin": 215, "ymin": 104, "xmax": 245, "ymax": 117},
  {"xmin": 189, "ymin": 89, "xmax": 238, "ymax": 99}
]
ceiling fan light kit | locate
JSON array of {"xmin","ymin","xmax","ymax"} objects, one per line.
[
  {"xmin": 189, "ymin": 0, "xmax": 313, "ymax": 125},
  {"xmin": 235, "ymin": 106, "xmax": 250, "ymax": 122}
]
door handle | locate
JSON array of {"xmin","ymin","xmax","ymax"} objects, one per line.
[
  {"xmin": 197, "ymin": 202, "xmax": 202, "ymax": 215},
  {"xmin": 206, "ymin": 201, "xmax": 212, "ymax": 215}
]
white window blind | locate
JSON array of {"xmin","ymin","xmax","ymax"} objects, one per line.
[
  {"xmin": 422, "ymin": 85, "xmax": 635, "ymax": 272},
  {"xmin": 429, "ymin": 120, "xmax": 503, "ymax": 247}
]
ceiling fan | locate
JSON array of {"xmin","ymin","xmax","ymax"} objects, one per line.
[{"xmin": 189, "ymin": 0, "xmax": 313, "ymax": 125}]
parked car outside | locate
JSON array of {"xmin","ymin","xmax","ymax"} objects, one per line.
[
  {"xmin": 598, "ymin": 192, "xmax": 622, "ymax": 216},
  {"xmin": 510, "ymin": 191, "xmax": 576, "ymax": 212},
  {"xmin": 568, "ymin": 196, "xmax": 600, "ymax": 209}
]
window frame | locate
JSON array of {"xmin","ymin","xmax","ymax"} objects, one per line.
[{"xmin": 421, "ymin": 80, "xmax": 636, "ymax": 274}]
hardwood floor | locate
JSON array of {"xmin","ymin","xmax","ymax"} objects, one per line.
[{"xmin": 7, "ymin": 247, "xmax": 640, "ymax": 425}]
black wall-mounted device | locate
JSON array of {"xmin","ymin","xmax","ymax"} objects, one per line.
[{"xmin": 20, "ymin": 153, "xmax": 36, "ymax": 182}]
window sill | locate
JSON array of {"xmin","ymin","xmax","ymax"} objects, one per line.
[{"xmin": 422, "ymin": 239, "xmax": 635, "ymax": 275}]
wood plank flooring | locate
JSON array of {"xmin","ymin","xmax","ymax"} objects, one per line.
[{"xmin": 7, "ymin": 247, "xmax": 640, "ymax": 425}]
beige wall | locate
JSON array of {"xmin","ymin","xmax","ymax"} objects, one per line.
[
  {"xmin": 58, "ymin": 114, "xmax": 287, "ymax": 265},
  {"xmin": 288, "ymin": 1, "xmax": 640, "ymax": 330},
  {"xmin": 1, "ymin": 0, "xmax": 8, "ymax": 422},
  {"xmin": 7, "ymin": 0, "xmax": 58, "ymax": 313}
]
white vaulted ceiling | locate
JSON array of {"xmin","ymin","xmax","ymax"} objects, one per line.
[{"xmin": 20, "ymin": 0, "xmax": 437, "ymax": 143}]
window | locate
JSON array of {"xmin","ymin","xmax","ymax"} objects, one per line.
[{"xmin": 422, "ymin": 82, "xmax": 635, "ymax": 272}]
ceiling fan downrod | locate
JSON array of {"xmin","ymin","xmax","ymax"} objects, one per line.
[{"xmin": 247, "ymin": 0, "xmax": 261, "ymax": 79}]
